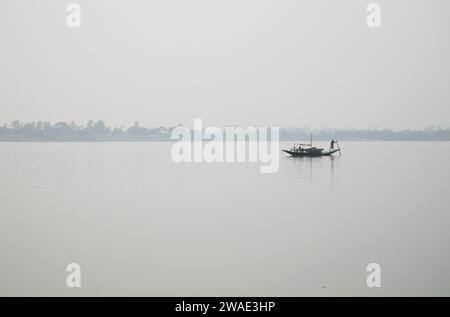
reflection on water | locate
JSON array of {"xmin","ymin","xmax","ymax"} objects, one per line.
[
  {"xmin": 283, "ymin": 153, "xmax": 338, "ymax": 193},
  {"xmin": 0, "ymin": 142, "xmax": 449, "ymax": 296}
]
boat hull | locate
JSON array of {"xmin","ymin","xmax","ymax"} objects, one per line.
[{"xmin": 282, "ymin": 149, "xmax": 340, "ymax": 157}]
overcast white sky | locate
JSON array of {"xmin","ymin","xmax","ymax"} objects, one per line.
[{"xmin": 0, "ymin": 0, "xmax": 449, "ymax": 129}]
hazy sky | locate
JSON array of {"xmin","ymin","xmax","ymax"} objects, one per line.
[{"xmin": 0, "ymin": 0, "xmax": 449, "ymax": 129}]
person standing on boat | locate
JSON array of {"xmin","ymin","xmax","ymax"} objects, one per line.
[{"xmin": 330, "ymin": 139, "xmax": 336, "ymax": 150}]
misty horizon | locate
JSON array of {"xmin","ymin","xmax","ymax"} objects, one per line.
[
  {"xmin": 2, "ymin": 119, "xmax": 450, "ymax": 131},
  {"xmin": 2, "ymin": 119, "xmax": 450, "ymax": 141}
]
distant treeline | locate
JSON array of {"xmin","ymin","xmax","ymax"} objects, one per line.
[
  {"xmin": 0, "ymin": 120, "xmax": 172, "ymax": 141},
  {"xmin": 1, "ymin": 120, "xmax": 450, "ymax": 141},
  {"xmin": 281, "ymin": 126, "xmax": 450, "ymax": 141}
]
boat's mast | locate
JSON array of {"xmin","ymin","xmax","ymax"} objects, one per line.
[{"xmin": 310, "ymin": 132, "xmax": 312, "ymax": 146}]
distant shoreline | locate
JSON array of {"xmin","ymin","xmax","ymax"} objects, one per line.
[
  {"xmin": 2, "ymin": 120, "xmax": 450, "ymax": 142},
  {"xmin": 1, "ymin": 137, "xmax": 449, "ymax": 142}
]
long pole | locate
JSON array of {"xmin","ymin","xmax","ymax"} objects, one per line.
[{"xmin": 310, "ymin": 132, "xmax": 312, "ymax": 147}]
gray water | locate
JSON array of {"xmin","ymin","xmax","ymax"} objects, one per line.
[{"xmin": 0, "ymin": 141, "xmax": 449, "ymax": 296}]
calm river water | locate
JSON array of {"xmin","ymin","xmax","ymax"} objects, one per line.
[{"xmin": 0, "ymin": 141, "xmax": 449, "ymax": 296}]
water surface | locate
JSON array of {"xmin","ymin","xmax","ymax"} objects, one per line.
[{"xmin": 0, "ymin": 142, "xmax": 449, "ymax": 296}]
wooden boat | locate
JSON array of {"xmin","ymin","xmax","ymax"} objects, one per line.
[
  {"xmin": 282, "ymin": 148, "xmax": 340, "ymax": 157},
  {"xmin": 282, "ymin": 134, "xmax": 341, "ymax": 157}
]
